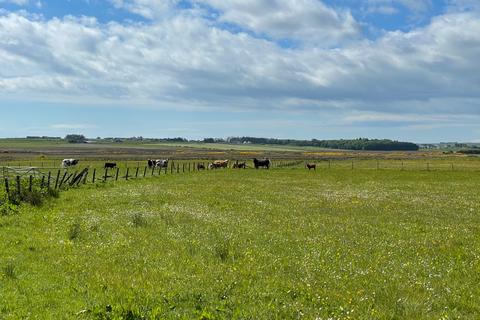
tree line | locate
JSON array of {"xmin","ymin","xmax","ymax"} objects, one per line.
[{"xmin": 204, "ymin": 137, "xmax": 419, "ymax": 151}]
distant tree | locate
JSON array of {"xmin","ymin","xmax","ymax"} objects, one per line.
[{"xmin": 65, "ymin": 134, "xmax": 87, "ymax": 143}]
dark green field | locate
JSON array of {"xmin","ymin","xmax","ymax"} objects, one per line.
[{"xmin": 1, "ymin": 167, "xmax": 480, "ymax": 319}]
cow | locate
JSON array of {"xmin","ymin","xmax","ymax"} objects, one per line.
[
  {"xmin": 62, "ymin": 159, "xmax": 79, "ymax": 168},
  {"xmin": 253, "ymin": 158, "xmax": 270, "ymax": 169},
  {"xmin": 197, "ymin": 163, "xmax": 206, "ymax": 170},
  {"xmin": 233, "ymin": 161, "xmax": 247, "ymax": 169},
  {"xmin": 104, "ymin": 162, "xmax": 117, "ymax": 169},
  {"xmin": 148, "ymin": 159, "xmax": 169, "ymax": 168},
  {"xmin": 306, "ymin": 163, "xmax": 316, "ymax": 170},
  {"xmin": 209, "ymin": 160, "xmax": 229, "ymax": 169}
]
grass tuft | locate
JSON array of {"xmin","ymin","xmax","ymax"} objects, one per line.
[
  {"xmin": 67, "ymin": 221, "xmax": 82, "ymax": 241},
  {"xmin": 3, "ymin": 262, "xmax": 16, "ymax": 279}
]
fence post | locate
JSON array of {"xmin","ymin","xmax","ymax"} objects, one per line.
[
  {"xmin": 115, "ymin": 167, "xmax": 119, "ymax": 181},
  {"xmin": 83, "ymin": 172, "xmax": 88, "ymax": 184},
  {"xmin": 16, "ymin": 175, "xmax": 21, "ymax": 195},
  {"xmin": 135, "ymin": 167, "xmax": 139, "ymax": 178},
  {"xmin": 29, "ymin": 175, "xmax": 33, "ymax": 192},
  {"xmin": 54, "ymin": 170, "xmax": 61, "ymax": 189},
  {"xmin": 177, "ymin": 164, "xmax": 180, "ymax": 174},
  {"xmin": 193, "ymin": 162, "xmax": 196, "ymax": 171},
  {"xmin": 151, "ymin": 165, "xmax": 155, "ymax": 176},
  {"xmin": 183, "ymin": 163, "xmax": 185, "ymax": 173},
  {"xmin": 125, "ymin": 168, "xmax": 129, "ymax": 180},
  {"xmin": 40, "ymin": 175, "xmax": 45, "ymax": 189},
  {"xmin": 4, "ymin": 178, "xmax": 10, "ymax": 200},
  {"xmin": 47, "ymin": 171, "xmax": 51, "ymax": 189},
  {"xmin": 143, "ymin": 166, "xmax": 147, "ymax": 177},
  {"xmin": 104, "ymin": 168, "xmax": 108, "ymax": 182},
  {"xmin": 92, "ymin": 168, "xmax": 96, "ymax": 183}
]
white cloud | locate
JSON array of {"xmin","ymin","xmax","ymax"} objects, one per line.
[
  {"xmin": 0, "ymin": 0, "xmax": 30, "ymax": 5},
  {"xmin": 0, "ymin": 7, "xmax": 479, "ymax": 122},
  {"xmin": 197, "ymin": 0, "xmax": 360, "ymax": 46}
]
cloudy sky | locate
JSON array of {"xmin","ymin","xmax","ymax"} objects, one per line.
[{"xmin": 0, "ymin": 0, "xmax": 479, "ymax": 142}]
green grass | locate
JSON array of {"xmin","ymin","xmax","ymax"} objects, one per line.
[{"xmin": 1, "ymin": 168, "xmax": 480, "ymax": 319}]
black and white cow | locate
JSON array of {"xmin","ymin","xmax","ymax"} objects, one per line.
[
  {"xmin": 148, "ymin": 159, "xmax": 169, "ymax": 168},
  {"xmin": 62, "ymin": 159, "xmax": 79, "ymax": 168}
]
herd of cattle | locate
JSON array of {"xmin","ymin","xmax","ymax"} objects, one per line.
[{"xmin": 61, "ymin": 158, "xmax": 318, "ymax": 170}]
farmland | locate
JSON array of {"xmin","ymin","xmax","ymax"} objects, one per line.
[{"xmin": 1, "ymin": 140, "xmax": 480, "ymax": 319}]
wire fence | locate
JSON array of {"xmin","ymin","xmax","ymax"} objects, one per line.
[{"xmin": 1, "ymin": 158, "xmax": 480, "ymax": 205}]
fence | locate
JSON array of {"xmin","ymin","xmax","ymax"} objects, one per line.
[{"xmin": 2, "ymin": 158, "xmax": 480, "ymax": 204}]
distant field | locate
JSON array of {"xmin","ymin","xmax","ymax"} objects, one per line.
[
  {"xmin": 0, "ymin": 138, "xmax": 467, "ymax": 162},
  {"xmin": 1, "ymin": 169, "xmax": 479, "ymax": 319}
]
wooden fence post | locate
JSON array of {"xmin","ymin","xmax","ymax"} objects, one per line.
[
  {"xmin": 4, "ymin": 178, "xmax": 10, "ymax": 199},
  {"xmin": 16, "ymin": 175, "xmax": 21, "ymax": 195},
  {"xmin": 115, "ymin": 167, "xmax": 120, "ymax": 180},
  {"xmin": 47, "ymin": 171, "xmax": 51, "ymax": 189},
  {"xmin": 182, "ymin": 163, "xmax": 185, "ymax": 173},
  {"xmin": 54, "ymin": 170, "xmax": 61, "ymax": 189},
  {"xmin": 104, "ymin": 168, "xmax": 108, "ymax": 182},
  {"xmin": 40, "ymin": 175, "xmax": 45, "ymax": 189},
  {"xmin": 29, "ymin": 175, "xmax": 33, "ymax": 192},
  {"xmin": 135, "ymin": 167, "xmax": 139, "ymax": 178},
  {"xmin": 143, "ymin": 166, "xmax": 147, "ymax": 177},
  {"xmin": 92, "ymin": 168, "xmax": 96, "ymax": 183},
  {"xmin": 126, "ymin": 168, "xmax": 129, "ymax": 180}
]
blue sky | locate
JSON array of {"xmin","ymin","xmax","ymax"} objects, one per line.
[{"xmin": 0, "ymin": 0, "xmax": 479, "ymax": 142}]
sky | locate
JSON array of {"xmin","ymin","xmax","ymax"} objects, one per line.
[{"xmin": 0, "ymin": 0, "xmax": 479, "ymax": 142}]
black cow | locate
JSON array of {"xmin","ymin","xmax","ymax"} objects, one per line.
[
  {"xmin": 104, "ymin": 162, "xmax": 117, "ymax": 169},
  {"xmin": 253, "ymin": 158, "xmax": 270, "ymax": 169},
  {"xmin": 233, "ymin": 161, "xmax": 247, "ymax": 169}
]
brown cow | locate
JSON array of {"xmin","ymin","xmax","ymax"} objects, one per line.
[
  {"xmin": 306, "ymin": 163, "xmax": 316, "ymax": 170},
  {"xmin": 209, "ymin": 160, "xmax": 229, "ymax": 169}
]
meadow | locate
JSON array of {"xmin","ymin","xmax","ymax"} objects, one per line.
[{"xmin": 1, "ymin": 166, "xmax": 480, "ymax": 319}]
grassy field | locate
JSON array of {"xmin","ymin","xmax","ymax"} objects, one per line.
[{"xmin": 1, "ymin": 168, "xmax": 480, "ymax": 319}]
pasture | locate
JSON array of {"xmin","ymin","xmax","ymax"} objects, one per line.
[{"xmin": 1, "ymin": 167, "xmax": 480, "ymax": 319}]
